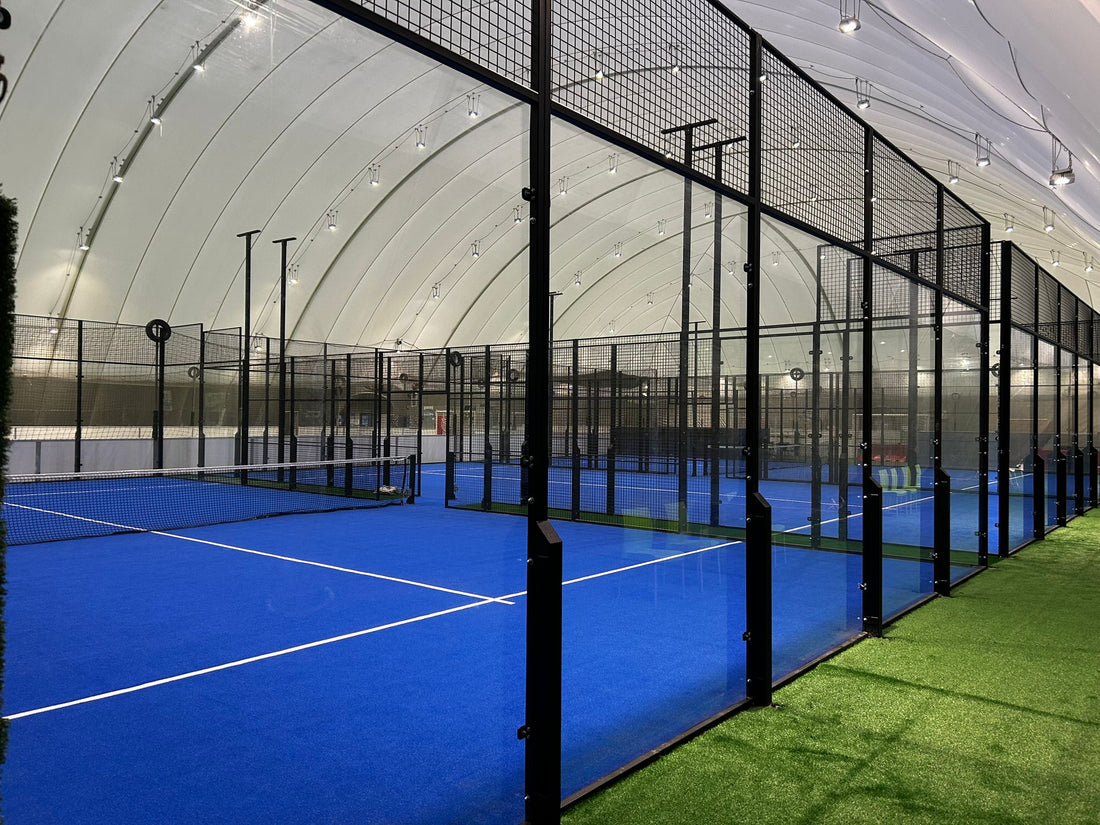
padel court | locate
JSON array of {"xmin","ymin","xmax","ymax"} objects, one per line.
[{"xmin": 3, "ymin": 464, "xmax": 974, "ymax": 824}]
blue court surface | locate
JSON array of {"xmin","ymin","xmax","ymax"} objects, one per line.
[{"xmin": 3, "ymin": 468, "xmax": 975, "ymax": 824}]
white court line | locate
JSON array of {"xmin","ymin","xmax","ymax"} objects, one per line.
[
  {"xmin": 4, "ymin": 598, "xmax": 496, "ymax": 721},
  {"xmin": 4, "ymin": 502, "xmax": 512, "ymax": 606}
]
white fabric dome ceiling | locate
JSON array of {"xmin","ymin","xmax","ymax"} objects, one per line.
[{"xmin": 1, "ymin": 0, "xmax": 1098, "ymax": 349}]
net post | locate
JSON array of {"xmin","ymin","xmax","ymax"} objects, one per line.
[
  {"xmin": 745, "ymin": 490, "xmax": 772, "ymax": 706},
  {"xmin": 406, "ymin": 454, "xmax": 416, "ymax": 504},
  {"xmin": 934, "ymin": 467, "xmax": 952, "ymax": 596},
  {"xmin": 482, "ymin": 439, "xmax": 493, "ymax": 511},
  {"xmin": 446, "ymin": 450, "xmax": 456, "ymax": 502},
  {"xmin": 198, "ymin": 324, "xmax": 206, "ymax": 469},
  {"xmin": 607, "ymin": 343, "xmax": 617, "ymax": 517},
  {"xmin": 344, "ymin": 352, "xmax": 353, "ymax": 460},
  {"xmin": 862, "ymin": 477, "xmax": 883, "ymax": 637},
  {"xmin": 1090, "ymin": 446, "xmax": 1098, "ymax": 509},
  {"xmin": 289, "ymin": 355, "xmax": 297, "ymax": 490},
  {"xmin": 383, "ymin": 435, "xmax": 391, "ymax": 486},
  {"xmin": 416, "ymin": 352, "xmax": 425, "ymax": 496},
  {"xmin": 571, "ymin": 339, "xmax": 581, "ymax": 520}
]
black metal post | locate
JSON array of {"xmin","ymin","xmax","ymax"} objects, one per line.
[
  {"xmin": 237, "ymin": 229, "xmax": 260, "ymax": 472},
  {"xmin": 273, "ymin": 236, "xmax": 295, "ymax": 480},
  {"xmin": 289, "ymin": 355, "xmax": 297, "ymax": 488},
  {"xmin": 524, "ymin": 0, "xmax": 562, "ymax": 819},
  {"xmin": 572, "ymin": 339, "xmax": 581, "ymax": 520},
  {"xmin": 744, "ymin": 32, "xmax": 771, "ymax": 707},
  {"xmin": 75, "ymin": 319, "xmax": 83, "ymax": 472},
  {"xmin": 997, "ymin": 242, "xmax": 1012, "ymax": 556},
  {"xmin": 862, "ymin": 476, "xmax": 883, "ymax": 636},
  {"xmin": 977, "ymin": 223, "xmax": 991, "ymax": 565},
  {"xmin": 861, "ymin": 125, "xmax": 877, "ymax": 611},
  {"xmin": 483, "ymin": 345, "xmax": 493, "ymax": 510},
  {"xmin": 198, "ymin": 325, "xmax": 206, "ymax": 467},
  {"xmin": 934, "ymin": 467, "xmax": 952, "ymax": 595},
  {"xmin": 417, "ymin": 352, "xmax": 424, "ymax": 496}
]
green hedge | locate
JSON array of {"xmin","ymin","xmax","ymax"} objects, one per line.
[{"xmin": 0, "ymin": 192, "xmax": 17, "ymax": 784}]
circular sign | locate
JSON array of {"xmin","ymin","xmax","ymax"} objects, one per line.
[
  {"xmin": 789, "ymin": 367, "xmax": 805, "ymax": 382},
  {"xmin": 187, "ymin": 365, "xmax": 201, "ymax": 380},
  {"xmin": 447, "ymin": 351, "xmax": 463, "ymax": 368},
  {"xmin": 145, "ymin": 318, "xmax": 172, "ymax": 343},
  {"xmin": 508, "ymin": 368, "xmax": 521, "ymax": 383},
  {"xmin": 990, "ymin": 363, "xmax": 1001, "ymax": 377}
]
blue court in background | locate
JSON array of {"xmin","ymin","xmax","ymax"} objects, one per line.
[{"xmin": 4, "ymin": 467, "xmax": 983, "ymax": 824}]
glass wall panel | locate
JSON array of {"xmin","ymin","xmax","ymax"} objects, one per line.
[
  {"xmin": 942, "ymin": 297, "xmax": 984, "ymax": 580},
  {"xmin": 872, "ymin": 266, "xmax": 934, "ymax": 619},
  {"xmin": 761, "ymin": 219, "xmax": 862, "ymax": 680},
  {"xmin": 554, "ymin": 120, "xmax": 749, "ymax": 798},
  {"xmin": 1004, "ymin": 327, "xmax": 1036, "ymax": 550},
  {"xmin": 1037, "ymin": 340, "xmax": 1059, "ymax": 530}
]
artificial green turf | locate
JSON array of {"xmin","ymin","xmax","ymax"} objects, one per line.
[{"xmin": 563, "ymin": 513, "xmax": 1100, "ymax": 825}]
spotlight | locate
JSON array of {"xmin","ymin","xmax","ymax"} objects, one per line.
[
  {"xmin": 1050, "ymin": 136, "xmax": 1075, "ymax": 186},
  {"xmin": 975, "ymin": 133, "xmax": 991, "ymax": 167},
  {"xmin": 839, "ymin": 15, "xmax": 861, "ymax": 33},
  {"xmin": 948, "ymin": 160, "xmax": 960, "ymax": 184},
  {"xmin": 1004, "ymin": 214, "xmax": 1014, "ymax": 233},
  {"xmin": 112, "ymin": 157, "xmax": 124, "ymax": 184},
  {"xmin": 855, "ymin": 78, "xmax": 870, "ymax": 109},
  {"xmin": 1043, "ymin": 206, "xmax": 1055, "ymax": 233},
  {"xmin": 327, "ymin": 211, "xmax": 338, "ymax": 232}
]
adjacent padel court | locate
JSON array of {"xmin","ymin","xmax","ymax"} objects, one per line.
[{"xmin": 3, "ymin": 460, "xmax": 972, "ymax": 824}]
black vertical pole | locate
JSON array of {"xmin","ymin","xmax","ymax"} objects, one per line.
[
  {"xmin": 998, "ymin": 242, "xmax": 1012, "ymax": 556},
  {"xmin": 445, "ymin": 350, "xmax": 455, "ymax": 502},
  {"xmin": 417, "ymin": 352, "xmax": 425, "ymax": 496},
  {"xmin": 263, "ymin": 341, "xmax": 271, "ymax": 465},
  {"xmin": 978, "ymin": 222, "xmax": 991, "ymax": 565},
  {"xmin": 862, "ymin": 125, "xmax": 882, "ymax": 623},
  {"xmin": 289, "ymin": 355, "xmax": 297, "ymax": 488},
  {"xmin": 933, "ymin": 187, "xmax": 950, "ymax": 596},
  {"xmin": 198, "ymin": 325, "xmax": 206, "ymax": 468},
  {"xmin": 810, "ymin": 261, "xmax": 823, "ymax": 546},
  {"xmin": 75, "ymin": 319, "xmax": 83, "ymax": 472},
  {"xmin": 572, "ymin": 340, "xmax": 581, "ymax": 520},
  {"xmin": 607, "ymin": 344, "xmax": 617, "ymax": 516},
  {"xmin": 1032, "ymin": 261, "xmax": 1043, "ymax": 539},
  {"xmin": 711, "ymin": 150, "xmax": 724, "ymax": 528},
  {"xmin": 524, "ymin": 0, "xmax": 562, "ymax": 819},
  {"xmin": 237, "ymin": 229, "xmax": 260, "ymax": 472},
  {"xmin": 273, "ymin": 237, "xmax": 295, "ymax": 480},
  {"xmin": 744, "ymin": 32, "xmax": 771, "ymax": 707},
  {"xmin": 483, "ymin": 345, "xmax": 493, "ymax": 510},
  {"xmin": 155, "ymin": 334, "xmax": 166, "ymax": 470}
]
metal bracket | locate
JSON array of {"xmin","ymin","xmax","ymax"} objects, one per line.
[{"xmin": 521, "ymin": 187, "xmax": 535, "ymax": 202}]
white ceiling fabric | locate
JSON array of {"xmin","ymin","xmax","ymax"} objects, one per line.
[{"xmin": 1, "ymin": 0, "xmax": 1097, "ymax": 349}]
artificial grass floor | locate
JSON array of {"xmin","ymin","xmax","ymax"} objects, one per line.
[{"xmin": 563, "ymin": 512, "xmax": 1100, "ymax": 825}]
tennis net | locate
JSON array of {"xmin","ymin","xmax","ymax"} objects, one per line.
[{"xmin": 2, "ymin": 455, "xmax": 414, "ymax": 546}]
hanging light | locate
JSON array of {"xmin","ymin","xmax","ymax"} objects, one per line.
[
  {"xmin": 48, "ymin": 316, "xmax": 60, "ymax": 335},
  {"xmin": 1004, "ymin": 213, "xmax": 1014, "ymax": 233},
  {"xmin": 148, "ymin": 96, "xmax": 162, "ymax": 126},
  {"xmin": 241, "ymin": 9, "xmax": 259, "ymax": 30},
  {"xmin": 838, "ymin": 0, "xmax": 862, "ymax": 32},
  {"xmin": 855, "ymin": 78, "xmax": 870, "ymax": 109},
  {"xmin": 78, "ymin": 227, "xmax": 90, "ymax": 251},
  {"xmin": 948, "ymin": 160, "xmax": 960, "ymax": 184},
  {"xmin": 369, "ymin": 163, "xmax": 381, "ymax": 187},
  {"xmin": 791, "ymin": 132, "xmax": 802, "ymax": 150},
  {"xmin": 608, "ymin": 153, "xmax": 618, "ymax": 175},
  {"xmin": 574, "ymin": 271, "xmax": 582, "ymax": 287},
  {"xmin": 609, "ymin": 321, "xmax": 616, "ymax": 334},
  {"xmin": 513, "ymin": 206, "xmax": 523, "ymax": 224},
  {"xmin": 192, "ymin": 41, "xmax": 206, "ymax": 72},
  {"xmin": 471, "ymin": 241, "xmax": 480, "ymax": 258},
  {"xmin": 1043, "ymin": 206, "xmax": 1055, "ymax": 233},
  {"xmin": 1051, "ymin": 250, "xmax": 1061, "ymax": 268},
  {"xmin": 975, "ymin": 133, "xmax": 991, "ymax": 167},
  {"xmin": 558, "ymin": 177, "xmax": 568, "ymax": 196},
  {"xmin": 1086, "ymin": 255, "xmax": 1095, "ymax": 274},
  {"xmin": 414, "ymin": 125, "xmax": 427, "ymax": 150},
  {"xmin": 288, "ymin": 264, "xmax": 299, "ymax": 286},
  {"xmin": 431, "ymin": 283, "xmax": 441, "ymax": 300},
  {"xmin": 111, "ymin": 156, "xmax": 124, "ymax": 184},
  {"xmin": 593, "ymin": 49, "xmax": 605, "ymax": 81},
  {"xmin": 771, "ymin": 252, "xmax": 780, "ymax": 267},
  {"xmin": 647, "ymin": 293, "xmax": 653, "ymax": 306},
  {"xmin": 670, "ymin": 45, "xmax": 682, "ymax": 75},
  {"xmin": 614, "ymin": 242, "xmax": 623, "ymax": 258},
  {"xmin": 1049, "ymin": 135, "xmax": 1075, "ymax": 186},
  {"xmin": 326, "ymin": 211, "xmax": 338, "ymax": 232},
  {"xmin": 467, "ymin": 93, "xmax": 481, "ymax": 119},
  {"xmin": 657, "ymin": 219, "xmax": 667, "ymax": 236},
  {"xmin": 704, "ymin": 201, "xmax": 712, "ymax": 219}
]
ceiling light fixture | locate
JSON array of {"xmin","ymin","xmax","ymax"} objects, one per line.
[
  {"xmin": 431, "ymin": 283, "xmax": 441, "ymax": 300},
  {"xmin": 1049, "ymin": 135, "xmax": 1075, "ymax": 186},
  {"xmin": 593, "ymin": 49, "xmax": 605, "ymax": 81},
  {"xmin": 1043, "ymin": 206, "xmax": 1055, "ymax": 233},
  {"xmin": 111, "ymin": 157, "xmax": 124, "ymax": 184},
  {"xmin": 614, "ymin": 242, "xmax": 623, "ymax": 258},
  {"xmin": 855, "ymin": 78, "xmax": 870, "ymax": 110},
  {"xmin": 327, "ymin": 211, "xmax": 338, "ymax": 232},
  {"xmin": 369, "ymin": 163, "xmax": 381, "ymax": 187},
  {"xmin": 704, "ymin": 201, "xmax": 712, "ymax": 219},
  {"xmin": 471, "ymin": 241, "xmax": 480, "ymax": 258},
  {"xmin": 647, "ymin": 293, "xmax": 653, "ymax": 306},
  {"xmin": 1004, "ymin": 213, "xmax": 1014, "ymax": 233},
  {"xmin": 192, "ymin": 41, "xmax": 206, "ymax": 72},
  {"xmin": 1086, "ymin": 255, "xmax": 1095, "ymax": 274},
  {"xmin": 838, "ymin": 0, "xmax": 862, "ymax": 32},
  {"xmin": 414, "ymin": 125, "xmax": 427, "ymax": 150},
  {"xmin": 514, "ymin": 206, "xmax": 523, "ymax": 224},
  {"xmin": 608, "ymin": 153, "xmax": 618, "ymax": 175},
  {"xmin": 771, "ymin": 252, "xmax": 780, "ymax": 267},
  {"xmin": 658, "ymin": 219, "xmax": 667, "ymax": 236},
  {"xmin": 78, "ymin": 227, "xmax": 90, "ymax": 251},
  {"xmin": 974, "ymin": 133, "xmax": 991, "ymax": 167},
  {"xmin": 948, "ymin": 160, "xmax": 960, "ymax": 184},
  {"xmin": 574, "ymin": 271, "xmax": 582, "ymax": 287},
  {"xmin": 148, "ymin": 96, "xmax": 162, "ymax": 126},
  {"xmin": 558, "ymin": 177, "xmax": 568, "ymax": 196},
  {"xmin": 1051, "ymin": 250, "xmax": 1061, "ymax": 268},
  {"xmin": 288, "ymin": 264, "xmax": 300, "ymax": 286},
  {"xmin": 467, "ymin": 93, "xmax": 480, "ymax": 119}
]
